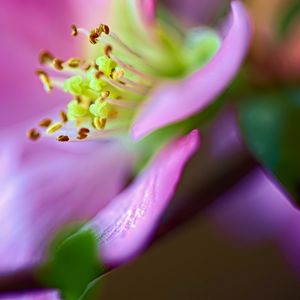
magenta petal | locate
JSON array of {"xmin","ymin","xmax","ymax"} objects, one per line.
[
  {"xmin": 132, "ymin": 1, "xmax": 251, "ymax": 139},
  {"xmin": 140, "ymin": 0, "xmax": 157, "ymax": 25},
  {"xmin": 0, "ymin": 130, "xmax": 132, "ymax": 272},
  {"xmin": 88, "ymin": 130, "xmax": 200, "ymax": 266},
  {"xmin": 0, "ymin": 0, "xmax": 78, "ymax": 128}
]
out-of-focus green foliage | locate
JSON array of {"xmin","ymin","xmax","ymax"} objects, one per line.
[
  {"xmin": 38, "ymin": 226, "xmax": 104, "ymax": 300},
  {"xmin": 239, "ymin": 88, "xmax": 300, "ymax": 205},
  {"xmin": 278, "ymin": 0, "xmax": 300, "ymax": 37}
]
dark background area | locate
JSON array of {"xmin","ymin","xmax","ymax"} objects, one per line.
[{"xmin": 102, "ymin": 216, "xmax": 300, "ymax": 299}]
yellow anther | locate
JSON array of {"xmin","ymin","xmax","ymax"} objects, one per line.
[
  {"xmin": 93, "ymin": 117, "xmax": 107, "ymax": 130},
  {"xmin": 112, "ymin": 69, "xmax": 125, "ymax": 80},
  {"xmin": 46, "ymin": 122, "xmax": 63, "ymax": 134},
  {"xmin": 67, "ymin": 58, "xmax": 81, "ymax": 68},
  {"xmin": 36, "ymin": 69, "xmax": 53, "ymax": 92},
  {"xmin": 101, "ymin": 91, "xmax": 110, "ymax": 99}
]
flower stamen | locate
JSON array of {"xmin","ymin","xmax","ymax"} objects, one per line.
[
  {"xmin": 39, "ymin": 118, "xmax": 52, "ymax": 127},
  {"xmin": 36, "ymin": 70, "xmax": 53, "ymax": 92},
  {"xmin": 46, "ymin": 122, "xmax": 63, "ymax": 134},
  {"xmin": 57, "ymin": 135, "xmax": 70, "ymax": 142},
  {"xmin": 27, "ymin": 128, "xmax": 40, "ymax": 141}
]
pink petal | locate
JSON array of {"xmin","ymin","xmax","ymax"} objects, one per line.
[
  {"xmin": 140, "ymin": 0, "xmax": 157, "ymax": 25},
  {"xmin": 72, "ymin": 0, "xmax": 110, "ymax": 28},
  {"xmin": 0, "ymin": 291, "xmax": 60, "ymax": 300},
  {"xmin": 162, "ymin": 0, "xmax": 229, "ymax": 26},
  {"xmin": 207, "ymin": 169, "xmax": 294, "ymax": 244},
  {"xmin": 279, "ymin": 215, "xmax": 300, "ymax": 279},
  {"xmin": 88, "ymin": 130, "xmax": 200, "ymax": 267},
  {"xmin": 0, "ymin": 128, "xmax": 132, "ymax": 272},
  {"xmin": 0, "ymin": 0, "xmax": 80, "ymax": 128},
  {"xmin": 132, "ymin": 1, "xmax": 251, "ymax": 139}
]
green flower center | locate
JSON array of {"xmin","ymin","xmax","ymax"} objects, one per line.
[{"xmin": 30, "ymin": 6, "xmax": 220, "ymax": 142}]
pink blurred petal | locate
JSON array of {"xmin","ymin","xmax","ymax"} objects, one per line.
[
  {"xmin": 72, "ymin": 0, "xmax": 110, "ymax": 28},
  {"xmin": 0, "ymin": 291, "xmax": 60, "ymax": 300},
  {"xmin": 162, "ymin": 0, "xmax": 229, "ymax": 26},
  {"xmin": 140, "ymin": 0, "xmax": 157, "ymax": 25},
  {"xmin": 132, "ymin": 1, "xmax": 251, "ymax": 139},
  {"xmin": 88, "ymin": 130, "xmax": 200, "ymax": 266},
  {"xmin": 0, "ymin": 128, "xmax": 132, "ymax": 272},
  {"xmin": 207, "ymin": 169, "xmax": 295, "ymax": 244},
  {"xmin": 0, "ymin": 0, "xmax": 81, "ymax": 128},
  {"xmin": 277, "ymin": 209, "xmax": 300, "ymax": 279}
]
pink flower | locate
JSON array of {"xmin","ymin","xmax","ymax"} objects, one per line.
[{"xmin": 0, "ymin": 0, "xmax": 251, "ymax": 298}]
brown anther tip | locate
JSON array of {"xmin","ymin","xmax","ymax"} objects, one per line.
[
  {"xmin": 101, "ymin": 24, "xmax": 110, "ymax": 35},
  {"xmin": 27, "ymin": 128, "xmax": 40, "ymax": 141},
  {"xmin": 77, "ymin": 133, "xmax": 88, "ymax": 140},
  {"xmin": 89, "ymin": 29, "xmax": 100, "ymax": 45},
  {"xmin": 75, "ymin": 96, "xmax": 82, "ymax": 103},
  {"xmin": 39, "ymin": 118, "xmax": 52, "ymax": 127},
  {"xmin": 35, "ymin": 69, "xmax": 46, "ymax": 76},
  {"xmin": 60, "ymin": 111, "xmax": 68, "ymax": 123},
  {"xmin": 53, "ymin": 58, "xmax": 64, "ymax": 71},
  {"xmin": 71, "ymin": 24, "xmax": 78, "ymax": 36},
  {"xmin": 67, "ymin": 58, "xmax": 81, "ymax": 68},
  {"xmin": 95, "ymin": 71, "xmax": 104, "ymax": 79},
  {"xmin": 39, "ymin": 51, "xmax": 54, "ymax": 64},
  {"xmin": 78, "ymin": 128, "xmax": 90, "ymax": 135},
  {"xmin": 82, "ymin": 63, "xmax": 91, "ymax": 71},
  {"xmin": 57, "ymin": 135, "xmax": 70, "ymax": 142},
  {"xmin": 101, "ymin": 91, "xmax": 110, "ymax": 99},
  {"xmin": 104, "ymin": 45, "xmax": 112, "ymax": 58}
]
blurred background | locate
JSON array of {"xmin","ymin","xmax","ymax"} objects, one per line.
[
  {"xmin": 1, "ymin": 0, "xmax": 300, "ymax": 299},
  {"xmin": 102, "ymin": 217, "xmax": 300, "ymax": 299}
]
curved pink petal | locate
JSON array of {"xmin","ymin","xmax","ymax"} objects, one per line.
[
  {"xmin": 279, "ymin": 215, "xmax": 300, "ymax": 279},
  {"xmin": 132, "ymin": 1, "xmax": 251, "ymax": 139},
  {"xmin": 0, "ymin": 128, "xmax": 132, "ymax": 273},
  {"xmin": 87, "ymin": 130, "xmax": 200, "ymax": 267},
  {"xmin": 207, "ymin": 169, "xmax": 295, "ymax": 244}
]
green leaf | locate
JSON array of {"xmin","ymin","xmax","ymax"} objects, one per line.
[
  {"xmin": 239, "ymin": 88, "xmax": 300, "ymax": 205},
  {"xmin": 37, "ymin": 225, "xmax": 104, "ymax": 300}
]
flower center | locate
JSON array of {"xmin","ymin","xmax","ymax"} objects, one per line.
[
  {"xmin": 28, "ymin": 13, "xmax": 221, "ymax": 142},
  {"xmin": 30, "ymin": 23, "xmax": 156, "ymax": 142}
]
